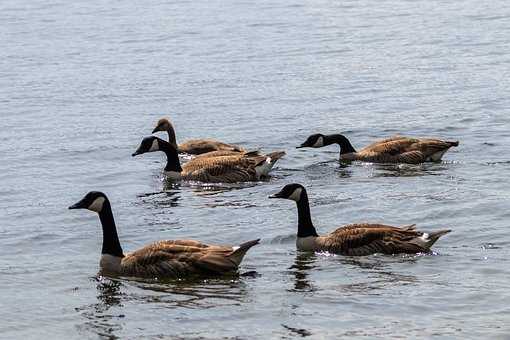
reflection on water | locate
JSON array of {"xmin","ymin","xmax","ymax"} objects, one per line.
[
  {"xmin": 127, "ymin": 276, "xmax": 250, "ymax": 309},
  {"xmin": 75, "ymin": 277, "xmax": 124, "ymax": 340},
  {"xmin": 370, "ymin": 162, "xmax": 450, "ymax": 178},
  {"xmin": 163, "ymin": 179, "xmax": 263, "ymax": 197},
  {"xmin": 138, "ymin": 190, "xmax": 181, "ymax": 208},
  {"xmin": 288, "ymin": 252, "xmax": 420, "ymax": 296},
  {"xmin": 288, "ymin": 252, "xmax": 318, "ymax": 292},
  {"xmin": 335, "ymin": 162, "xmax": 353, "ymax": 179},
  {"xmin": 333, "ymin": 255, "xmax": 419, "ymax": 295},
  {"xmin": 282, "ymin": 324, "xmax": 313, "ymax": 338},
  {"xmin": 76, "ymin": 275, "xmax": 252, "ymax": 338},
  {"xmin": 189, "ymin": 182, "xmax": 262, "ymax": 196},
  {"xmin": 162, "ymin": 179, "xmax": 182, "ymax": 192}
]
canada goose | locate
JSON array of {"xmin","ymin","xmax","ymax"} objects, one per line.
[
  {"xmin": 152, "ymin": 118, "xmax": 245, "ymax": 155},
  {"xmin": 269, "ymin": 183, "xmax": 450, "ymax": 255},
  {"xmin": 132, "ymin": 136, "xmax": 285, "ymax": 183},
  {"xmin": 193, "ymin": 149, "xmax": 261, "ymax": 160},
  {"xmin": 69, "ymin": 191, "xmax": 259, "ymax": 278},
  {"xmin": 297, "ymin": 134, "xmax": 459, "ymax": 164}
]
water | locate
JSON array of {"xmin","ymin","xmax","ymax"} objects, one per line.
[{"xmin": 1, "ymin": 0, "xmax": 510, "ymax": 338}]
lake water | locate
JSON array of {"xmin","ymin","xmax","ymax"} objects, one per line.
[{"xmin": 1, "ymin": 0, "xmax": 510, "ymax": 338}]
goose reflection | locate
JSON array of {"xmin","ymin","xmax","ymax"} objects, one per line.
[
  {"xmin": 138, "ymin": 190, "xmax": 181, "ymax": 208},
  {"xmin": 189, "ymin": 182, "xmax": 260, "ymax": 197},
  {"xmin": 125, "ymin": 275, "xmax": 250, "ymax": 309},
  {"xmin": 95, "ymin": 277, "xmax": 124, "ymax": 308},
  {"xmin": 332, "ymin": 255, "xmax": 419, "ymax": 295},
  {"xmin": 370, "ymin": 162, "xmax": 449, "ymax": 178},
  {"xmin": 75, "ymin": 277, "xmax": 125, "ymax": 339},
  {"xmin": 335, "ymin": 162, "xmax": 353, "ymax": 179},
  {"xmin": 288, "ymin": 252, "xmax": 318, "ymax": 292}
]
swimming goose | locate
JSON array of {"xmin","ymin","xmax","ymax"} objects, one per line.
[
  {"xmin": 132, "ymin": 136, "xmax": 285, "ymax": 183},
  {"xmin": 69, "ymin": 191, "xmax": 259, "ymax": 278},
  {"xmin": 297, "ymin": 134, "xmax": 459, "ymax": 164},
  {"xmin": 152, "ymin": 118, "xmax": 245, "ymax": 155},
  {"xmin": 269, "ymin": 183, "xmax": 450, "ymax": 255},
  {"xmin": 193, "ymin": 149, "xmax": 261, "ymax": 160}
]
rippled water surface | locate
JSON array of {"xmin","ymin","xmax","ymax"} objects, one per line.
[{"xmin": 2, "ymin": 0, "xmax": 510, "ymax": 338}]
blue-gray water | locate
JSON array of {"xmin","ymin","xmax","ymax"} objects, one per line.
[{"xmin": 1, "ymin": 0, "xmax": 510, "ymax": 338}]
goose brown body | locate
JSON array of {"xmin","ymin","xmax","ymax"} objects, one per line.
[
  {"xmin": 193, "ymin": 149, "xmax": 261, "ymax": 160},
  {"xmin": 181, "ymin": 151, "xmax": 285, "ymax": 183},
  {"xmin": 299, "ymin": 134, "xmax": 459, "ymax": 164},
  {"xmin": 313, "ymin": 223, "xmax": 451, "ymax": 256},
  {"xmin": 344, "ymin": 136, "xmax": 459, "ymax": 164},
  {"xmin": 133, "ymin": 136, "xmax": 285, "ymax": 183},
  {"xmin": 69, "ymin": 191, "xmax": 259, "ymax": 279},
  {"xmin": 111, "ymin": 239, "xmax": 259, "ymax": 278},
  {"xmin": 179, "ymin": 139, "xmax": 245, "ymax": 155},
  {"xmin": 152, "ymin": 118, "xmax": 245, "ymax": 155},
  {"xmin": 270, "ymin": 184, "xmax": 451, "ymax": 256}
]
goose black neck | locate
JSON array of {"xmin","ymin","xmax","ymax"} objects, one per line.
[
  {"xmin": 326, "ymin": 134, "xmax": 356, "ymax": 154},
  {"xmin": 295, "ymin": 191, "xmax": 318, "ymax": 238},
  {"xmin": 166, "ymin": 125, "xmax": 178, "ymax": 149},
  {"xmin": 159, "ymin": 139, "xmax": 183, "ymax": 172},
  {"xmin": 98, "ymin": 201, "xmax": 124, "ymax": 257}
]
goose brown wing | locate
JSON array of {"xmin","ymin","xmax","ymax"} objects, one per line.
[
  {"xmin": 193, "ymin": 150, "xmax": 248, "ymax": 159},
  {"xmin": 182, "ymin": 155, "xmax": 258, "ymax": 183},
  {"xmin": 362, "ymin": 135, "xmax": 408, "ymax": 149},
  {"xmin": 411, "ymin": 139, "xmax": 458, "ymax": 157},
  {"xmin": 179, "ymin": 139, "xmax": 244, "ymax": 154},
  {"xmin": 121, "ymin": 240, "xmax": 235, "ymax": 278},
  {"xmin": 320, "ymin": 223, "xmax": 425, "ymax": 256},
  {"xmin": 361, "ymin": 137, "xmax": 420, "ymax": 155},
  {"xmin": 359, "ymin": 137, "xmax": 457, "ymax": 163},
  {"xmin": 378, "ymin": 139, "xmax": 457, "ymax": 163}
]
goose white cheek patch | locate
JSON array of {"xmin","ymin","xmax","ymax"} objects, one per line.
[
  {"xmin": 288, "ymin": 188, "xmax": 302, "ymax": 201},
  {"xmin": 312, "ymin": 136, "xmax": 324, "ymax": 147},
  {"xmin": 149, "ymin": 139, "xmax": 159, "ymax": 152},
  {"xmin": 88, "ymin": 197, "xmax": 105, "ymax": 212}
]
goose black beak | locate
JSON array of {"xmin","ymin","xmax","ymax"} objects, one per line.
[
  {"xmin": 152, "ymin": 126, "xmax": 161, "ymax": 134},
  {"xmin": 132, "ymin": 147, "xmax": 143, "ymax": 157},
  {"xmin": 69, "ymin": 200, "xmax": 84, "ymax": 209},
  {"xmin": 268, "ymin": 192, "xmax": 284, "ymax": 199}
]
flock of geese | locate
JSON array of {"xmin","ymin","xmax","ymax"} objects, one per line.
[{"xmin": 69, "ymin": 118, "xmax": 458, "ymax": 279}]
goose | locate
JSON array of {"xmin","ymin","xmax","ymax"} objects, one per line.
[
  {"xmin": 269, "ymin": 183, "xmax": 450, "ymax": 255},
  {"xmin": 297, "ymin": 134, "xmax": 459, "ymax": 164},
  {"xmin": 132, "ymin": 136, "xmax": 285, "ymax": 183},
  {"xmin": 69, "ymin": 191, "xmax": 259, "ymax": 278},
  {"xmin": 152, "ymin": 118, "xmax": 245, "ymax": 155}
]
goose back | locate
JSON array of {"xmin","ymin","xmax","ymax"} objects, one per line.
[
  {"xmin": 317, "ymin": 223, "xmax": 450, "ymax": 256},
  {"xmin": 179, "ymin": 139, "xmax": 245, "ymax": 155},
  {"xmin": 343, "ymin": 136, "xmax": 459, "ymax": 163},
  {"xmin": 116, "ymin": 240, "xmax": 247, "ymax": 278},
  {"xmin": 181, "ymin": 153, "xmax": 278, "ymax": 183}
]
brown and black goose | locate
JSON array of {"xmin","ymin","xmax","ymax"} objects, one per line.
[
  {"xmin": 269, "ymin": 183, "xmax": 450, "ymax": 255},
  {"xmin": 152, "ymin": 118, "xmax": 245, "ymax": 155},
  {"xmin": 69, "ymin": 191, "xmax": 259, "ymax": 278},
  {"xmin": 132, "ymin": 136, "xmax": 285, "ymax": 183},
  {"xmin": 298, "ymin": 134, "xmax": 459, "ymax": 164}
]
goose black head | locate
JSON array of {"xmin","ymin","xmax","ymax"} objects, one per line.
[
  {"xmin": 297, "ymin": 134, "xmax": 325, "ymax": 149},
  {"xmin": 132, "ymin": 136, "xmax": 162, "ymax": 157},
  {"xmin": 152, "ymin": 118, "xmax": 172, "ymax": 134},
  {"xmin": 69, "ymin": 191, "xmax": 109, "ymax": 213},
  {"xmin": 269, "ymin": 183, "xmax": 305, "ymax": 202}
]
